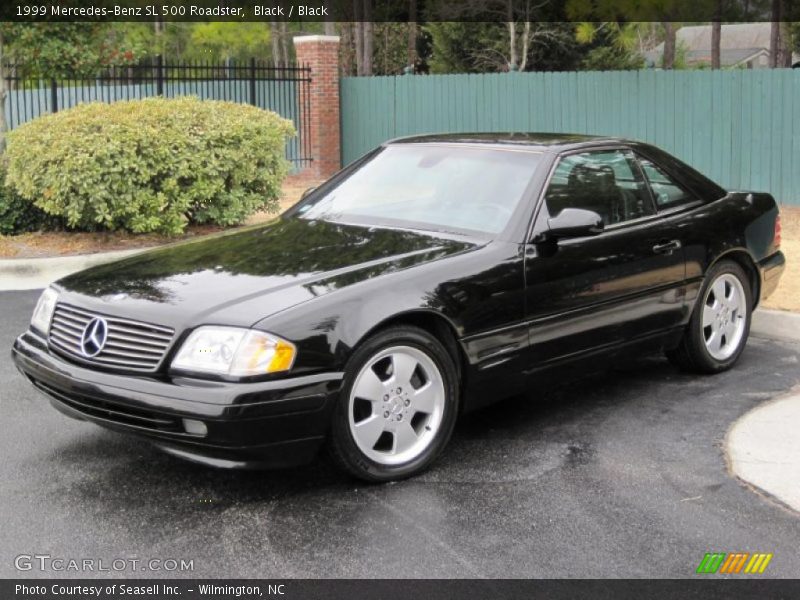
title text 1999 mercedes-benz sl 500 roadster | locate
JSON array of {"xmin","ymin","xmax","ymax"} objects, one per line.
[{"xmin": 12, "ymin": 134, "xmax": 785, "ymax": 481}]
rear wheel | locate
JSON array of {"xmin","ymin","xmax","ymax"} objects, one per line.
[
  {"xmin": 666, "ymin": 260, "xmax": 752, "ymax": 373},
  {"xmin": 329, "ymin": 326, "xmax": 459, "ymax": 482}
]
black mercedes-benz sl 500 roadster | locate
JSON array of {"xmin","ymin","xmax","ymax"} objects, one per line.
[{"xmin": 12, "ymin": 134, "xmax": 785, "ymax": 481}]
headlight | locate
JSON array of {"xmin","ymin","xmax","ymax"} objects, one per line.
[
  {"xmin": 31, "ymin": 288, "xmax": 58, "ymax": 335},
  {"xmin": 171, "ymin": 326, "xmax": 296, "ymax": 377}
]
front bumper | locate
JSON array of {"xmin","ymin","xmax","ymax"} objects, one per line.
[
  {"xmin": 11, "ymin": 331, "xmax": 343, "ymax": 469},
  {"xmin": 757, "ymin": 250, "xmax": 786, "ymax": 304}
]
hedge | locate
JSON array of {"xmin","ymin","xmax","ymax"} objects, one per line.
[
  {"xmin": 5, "ymin": 97, "xmax": 295, "ymax": 235},
  {"xmin": 0, "ymin": 163, "xmax": 63, "ymax": 235}
]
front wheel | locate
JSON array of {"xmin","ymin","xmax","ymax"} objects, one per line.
[
  {"xmin": 666, "ymin": 260, "xmax": 752, "ymax": 373},
  {"xmin": 329, "ymin": 326, "xmax": 459, "ymax": 482}
]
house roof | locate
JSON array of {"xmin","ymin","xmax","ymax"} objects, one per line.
[
  {"xmin": 673, "ymin": 23, "xmax": 773, "ymax": 51},
  {"xmin": 645, "ymin": 23, "xmax": 800, "ymax": 67},
  {"xmin": 685, "ymin": 47, "xmax": 769, "ymax": 67}
]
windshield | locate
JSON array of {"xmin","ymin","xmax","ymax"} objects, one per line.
[{"xmin": 295, "ymin": 144, "xmax": 541, "ymax": 236}]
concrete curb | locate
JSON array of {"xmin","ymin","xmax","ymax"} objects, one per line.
[
  {"xmin": 0, "ymin": 249, "xmax": 144, "ymax": 291},
  {"xmin": 751, "ymin": 309, "xmax": 800, "ymax": 343},
  {"xmin": 726, "ymin": 390, "xmax": 800, "ymax": 514}
]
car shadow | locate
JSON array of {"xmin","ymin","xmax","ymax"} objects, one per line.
[
  {"xmin": 47, "ymin": 334, "xmax": 795, "ymax": 515},
  {"xmin": 29, "ymin": 335, "xmax": 796, "ymax": 562}
]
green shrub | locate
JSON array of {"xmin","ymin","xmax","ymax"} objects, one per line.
[
  {"xmin": 0, "ymin": 164, "xmax": 62, "ymax": 235},
  {"xmin": 5, "ymin": 97, "xmax": 295, "ymax": 235}
]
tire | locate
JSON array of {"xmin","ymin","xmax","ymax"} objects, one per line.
[
  {"xmin": 666, "ymin": 259, "xmax": 752, "ymax": 374},
  {"xmin": 329, "ymin": 325, "xmax": 460, "ymax": 482}
]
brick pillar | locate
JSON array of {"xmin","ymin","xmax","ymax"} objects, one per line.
[{"xmin": 293, "ymin": 35, "xmax": 341, "ymax": 180}]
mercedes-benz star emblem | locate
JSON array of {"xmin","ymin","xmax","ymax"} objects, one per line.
[{"xmin": 81, "ymin": 317, "xmax": 108, "ymax": 357}]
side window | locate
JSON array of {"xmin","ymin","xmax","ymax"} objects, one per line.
[
  {"xmin": 544, "ymin": 150, "xmax": 655, "ymax": 226},
  {"xmin": 637, "ymin": 155, "xmax": 698, "ymax": 210}
]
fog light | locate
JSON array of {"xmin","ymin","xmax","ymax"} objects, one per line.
[{"xmin": 182, "ymin": 419, "xmax": 208, "ymax": 437}]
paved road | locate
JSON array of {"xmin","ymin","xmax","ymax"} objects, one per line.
[{"xmin": 1, "ymin": 290, "xmax": 799, "ymax": 579}]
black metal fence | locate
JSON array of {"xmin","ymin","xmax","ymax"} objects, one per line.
[{"xmin": 2, "ymin": 59, "xmax": 312, "ymax": 167}]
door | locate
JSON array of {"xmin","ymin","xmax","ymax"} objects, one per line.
[
  {"xmin": 524, "ymin": 148, "xmax": 687, "ymax": 366},
  {"xmin": 634, "ymin": 149, "xmax": 710, "ymax": 287}
]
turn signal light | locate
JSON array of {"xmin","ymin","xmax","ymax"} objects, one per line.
[{"xmin": 774, "ymin": 215, "xmax": 781, "ymax": 249}]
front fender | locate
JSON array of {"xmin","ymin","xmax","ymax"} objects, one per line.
[{"xmin": 252, "ymin": 242, "xmax": 525, "ymax": 376}]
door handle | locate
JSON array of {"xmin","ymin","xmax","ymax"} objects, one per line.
[{"xmin": 652, "ymin": 240, "xmax": 681, "ymax": 255}]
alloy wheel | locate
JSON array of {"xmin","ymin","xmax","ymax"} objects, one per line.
[
  {"xmin": 348, "ymin": 345, "xmax": 445, "ymax": 465},
  {"xmin": 701, "ymin": 273, "xmax": 747, "ymax": 361}
]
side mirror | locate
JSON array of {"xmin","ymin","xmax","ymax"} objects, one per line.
[
  {"xmin": 546, "ymin": 208, "xmax": 604, "ymax": 239},
  {"xmin": 301, "ymin": 186, "xmax": 317, "ymax": 200}
]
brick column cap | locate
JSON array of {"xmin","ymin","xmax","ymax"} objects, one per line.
[{"xmin": 293, "ymin": 35, "xmax": 340, "ymax": 45}]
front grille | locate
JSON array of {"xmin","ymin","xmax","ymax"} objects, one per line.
[
  {"xmin": 33, "ymin": 380, "xmax": 182, "ymax": 433},
  {"xmin": 49, "ymin": 303, "xmax": 174, "ymax": 372}
]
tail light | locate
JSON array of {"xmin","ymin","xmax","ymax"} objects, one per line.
[{"xmin": 774, "ymin": 214, "xmax": 781, "ymax": 249}]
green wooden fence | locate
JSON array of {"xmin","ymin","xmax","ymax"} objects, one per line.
[{"xmin": 341, "ymin": 70, "xmax": 800, "ymax": 205}]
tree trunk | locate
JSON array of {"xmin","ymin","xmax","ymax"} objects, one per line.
[
  {"xmin": 407, "ymin": 0, "xmax": 417, "ymax": 67},
  {"xmin": 354, "ymin": 21, "xmax": 364, "ymax": 75},
  {"xmin": 341, "ymin": 22, "xmax": 354, "ymax": 75},
  {"xmin": 662, "ymin": 22, "xmax": 676, "ymax": 69},
  {"xmin": 322, "ymin": 0, "xmax": 336, "ymax": 35},
  {"xmin": 779, "ymin": 20, "xmax": 792, "ymax": 67},
  {"xmin": 270, "ymin": 21, "xmax": 281, "ymax": 68},
  {"xmin": 506, "ymin": 0, "xmax": 516, "ymax": 69},
  {"xmin": 353, "ymin": 0, "xmax": 363, "ymax": 75},
  {"xmin": 324, "ymin": 21, "xmax": 335, "ymax": 36},
  {"xmin": 711, "ymin": 9, "xmax": 721, "ymax": 70},
  {"xmin": 279, "ymin": 22, "xmax": 289, "ymax": 65},
  {"xmin": 769, "ymin": 0, "xmax": 780, "ymax": 68},
  {"xmin": 508, "ymin": 21, "xmax": 516, "ymax": 69},
  {"xmin": 362, "ymin": 0, "xmax": 373, "ymax": 76},
  {"xmin": 0, "ymin": 29, "xmax": 7, "ymax": 155},
  {"xmin": 519, "ymin": 21, "xmax": 531, "ymax": 71},
  {"xmin": 383, "ymin": 25, "xmax": 388, "ymax": 74}
]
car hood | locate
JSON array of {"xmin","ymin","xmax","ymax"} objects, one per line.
[{"xmin": 55, "ymin": 218, "xmax": 480, "ymax": 330}]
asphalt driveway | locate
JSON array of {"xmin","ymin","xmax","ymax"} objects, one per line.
[{"xmin": 1, "ymin": 290, "xmax": 798, "ymax": 579}]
